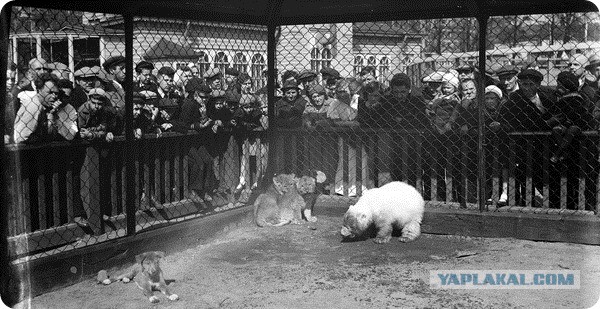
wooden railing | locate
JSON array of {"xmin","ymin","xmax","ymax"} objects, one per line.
[
  {"xmin": 273, "ymin": 127, "xmax": 600, "ymax": 214},
  {"xmin": 4, "ymin": 126, "xmax": 599, "ymax": 257},
  {"xmin": 4, "ymin": 130, "xmax": 268, "ymax": 257}
]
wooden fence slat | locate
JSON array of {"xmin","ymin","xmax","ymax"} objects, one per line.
[
  {"xmin": 542, "ymin": 139, "xmax": 550, "ymax": 208},
  {"xmin": 52, "ymin": 172, "xmax": 60, "ymax": 227},
  {"xmin": 525, "ymin": 142, "xmax": 533, "ymax": 207},
  {"xmin": 508, "ymin": 139, "xmax": 516, "ymax": 207},
  {"xmin": 66, "ymin": 170, "xmax": 74, "ymax": 223}
]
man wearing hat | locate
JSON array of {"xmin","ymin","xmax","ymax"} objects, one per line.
[
  {"xmin": 77, "ymin": 88, "xmax": 117, "ymax": 142},
  {"xmin": 173, "ymin": 79, "xmax": 217, "ymax": 206},
  {"xmin": 456, "ymin": 64, "xmax": 476, "ymax": 82},
  {"xmin": 71, "ymin": 66, "xmax": 99, "ymax": 110},
  {"xmin": 495, "ymin": 64, "xmax": 519, "ymax": 97},
  {"xmin": 134, "ymin": 60, "xmax": 157, "ymax": 93},
  {"xmin": 203, "ymin": 67, "xmax": 222, "ymax": 91},
  {"xmin": 102, "ymin": 56, "xmax": 126, "ymax": 112},
  {"xmin": 297, "ymin": 70, "xmax": 318, "ymax": 97},
  {"xmin": 320, "ymin": 67, "xmax": 340, "ymax": 83},
  {"xmin": 154, "ymin": 66, "xmax": 181, "ymax": 132},
  {"xmin": 417, "ymin": 69, "xmax": 444, "ymax": 101},
  {"xmin": 497, "ymin": 68, "xmax": 556, "ymax": 205}
]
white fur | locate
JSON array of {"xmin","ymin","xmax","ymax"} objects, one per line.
[{"xmin": 342, "ymin": 181, "xmax": 425, "ymax": 243}]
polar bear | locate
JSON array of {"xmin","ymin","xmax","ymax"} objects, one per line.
[{"xmin": 340, "ymin": 181, "xmax": 425, "ymax": 244}]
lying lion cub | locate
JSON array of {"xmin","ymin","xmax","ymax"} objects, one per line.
[{"xmin": 97, "ymin": 251, "xmax": 179, "ymax": 303}]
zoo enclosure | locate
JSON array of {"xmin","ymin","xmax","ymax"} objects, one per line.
[{"xmin": 1, "ymin": 0, "xmax": 600, "ymax": 264}]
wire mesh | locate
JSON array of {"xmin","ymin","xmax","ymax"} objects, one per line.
[{"xmin": 3, "ymin": 7, "xmax": 600, "ymax": 259}]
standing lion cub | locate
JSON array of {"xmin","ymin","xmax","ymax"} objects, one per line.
[{"xmin": 340, "ymin": 181, "xmax": 425, "ymax": 243}]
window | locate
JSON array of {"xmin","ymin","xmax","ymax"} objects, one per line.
[
  {"xmin": 233, "ymin": 52, "xmax": 248, "ymax": 74},
  {"xmin": 197, "ymin": 51, "xmax": 211, "ymax": 77},
  {"xmin": 214, "ymin": 51, "xmax": 229, "ymax": 73},
  {"xmin": 379, "ymin": 56, "xmax": 389, "ymax": 85},
  {"xmin": 310, "ymin": 48, "xmax": 321, "ymax": 74},
  {"xmin": 367, "ymin": 55, "xmax": 377, "ymax": 68},
  {"xmin": 353, "ymin": 55, "xmax": 364, "ymax": 78},
  {"xmin": 321, "ymin": 48, "xmax": 332, "ymax": 70},
  {"xmin": 251, "ymin": 53, "xmax": 266, "ymax": 90}
]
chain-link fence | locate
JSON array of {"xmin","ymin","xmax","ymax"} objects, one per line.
[
  {"xmin": 272, "ymin": 14, "xmax": 600, "ymax": 214},
  {"xmin": 3, "ymin": 6, "xmax": 600, "ymax": 260},
  {"xmin": 5, "ymin": 7, "xmax": 269, "ymax": 260}
]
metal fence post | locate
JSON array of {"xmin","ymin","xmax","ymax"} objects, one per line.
[
  {"xmin": 477, "ymin": 13, "xmax": 489, "ymax": 212},
  {"xmin": 124, "ymin": 13, "xmax": 136, "ymax": 235}
]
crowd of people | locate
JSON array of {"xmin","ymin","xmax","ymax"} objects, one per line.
[
  {"xmin": 272, "ymin": 53, "xmax": 600, "ymax": 208},
  {"xmin": 5, "ymin": 51, "xmax": 600, "ymax": 226}
]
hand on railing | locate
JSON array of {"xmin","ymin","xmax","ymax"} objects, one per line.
[
  {"xmin": 134, "ymin": 128, "xmax": 143, "ymax": 139},
  {"xmin": 105, "ymin": 132, "xmax": 114, "ymax": 142},
  {"xmin": 489, "ymin": 121, "xmax": 501, "ymax": 132}
]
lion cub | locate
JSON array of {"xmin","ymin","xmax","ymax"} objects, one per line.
[
  {"xmin": 254, "ymin": 174, "xmax": 304, "ymax": 227},
  {"xmin": 99, "ymin": 251, "xmax": 179, "ymax": 303}
]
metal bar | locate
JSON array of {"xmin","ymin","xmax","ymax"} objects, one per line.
[
  {"xmin": 124, "ymin": 13, "xmax": 136, "ymax": 235},
  {"xmin": 477, "ymin": 13, "xmax": 488, "ymax": 212}
]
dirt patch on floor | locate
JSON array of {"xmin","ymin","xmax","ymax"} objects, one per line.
[{"xmin": 20, "ymin": 210, "xmax": 600, "ymax": 309}]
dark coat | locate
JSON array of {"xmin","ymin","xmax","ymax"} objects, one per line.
[
  {"xmin": 498, "ymin": 88, "xmax": 557, "ymax": 132},
  {"xmin": 274, "ymin": 96, "xmax": 307, "ymax": 128}
]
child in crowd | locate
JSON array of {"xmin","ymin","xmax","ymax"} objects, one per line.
[
  {"xmin": 274, "ymin": 80, "xmax": 307, "ymax": 127},
  {"xmin": 427, "ymin": 72, "xmax": 460, "ymax": 134}
]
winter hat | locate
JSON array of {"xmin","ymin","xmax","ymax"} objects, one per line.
[
  {"xmin": 484, "ymin": 85, "xmax": 503, "ymax": 99},
  {"xmin": 442, "ymin": 72, "xmax": 459, "ymax": 89}
]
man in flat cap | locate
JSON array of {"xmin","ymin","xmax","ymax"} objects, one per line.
[
  {"xmin": 78, "ymin": 87, "xmax": 118, "ymax": 142},
  {"xmin": 495, "ymin": 64, "xmax": 519, "ymax": 97},
  {"xmin": 134, "ymin": 60, "xmax": 157, "ymax": 93},
  {"xmin": 103, "ymin": 56, "xmax": 126, "ymax": 113},
  {"xmin": 297, "ymin": 70, "xmax": 318, "ymax": 98},
  {"xmin": 72, "ymin": 66, "xmax": 99, "ymax": 110},
  {"xmin": 456, "ymin": 64, "xmax": 475, "ymax": 82},
  {"xmin": 173, "ymin": 79, "xmax": 217, "ymax": 207},
  {"xmin": 320, "ymin": 67, "xmax": 340, "ymax": 83},
  {"xmin": 493, "ymin": 68, "xmax": 556, "ymax": 206}
]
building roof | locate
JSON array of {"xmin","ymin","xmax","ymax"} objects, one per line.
[
  {"xmin": 143, "ymin": 38, "xmax": 201, "ymax": 60},
  {"xmin": 353, "ymin": 21, "xmax": 425, "ymax": 39}
]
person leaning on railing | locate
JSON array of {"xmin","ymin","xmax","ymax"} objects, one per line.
[
  {"xmin": 77, "ymin": 88, "xmax": 118, "ymax": 142},
  {"xmin": 171, "ymin": 78, "xmax": 218, "ymax": 207},
  {"xmin": 491, "ymin": 69, "xmax": 556, "ymax": 206},
  {"xmin": 13, "ymin": 72, "xmax": 78, "ymax": 144}
]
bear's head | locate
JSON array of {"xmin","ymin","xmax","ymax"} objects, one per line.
[{"xmin": 340, "ymin": 205, "xmax": 370, "ymax": 238}]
